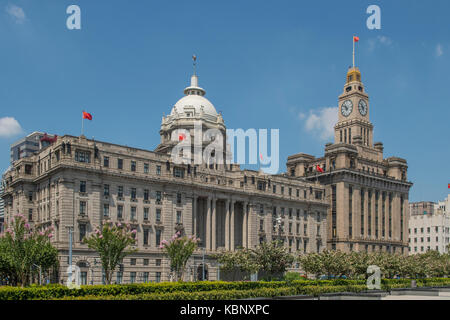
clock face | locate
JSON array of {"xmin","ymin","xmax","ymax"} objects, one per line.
[
  {"xmin": 341, "ymin": 100, "xmax": 353, "ymax": 117},
  {"xmin": 358, "ymin": 99, "xmax": 368, "ymax": 116}
]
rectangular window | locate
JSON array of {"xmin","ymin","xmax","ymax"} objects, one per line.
[
  {"xmin": 176, "ymin": 211, "xmax": 182, "ymax": 224},
  {"xmin": 304, "ymin": 224, "xmax": 307, "ymax": 236},
  {"xmin": 156, "ymin": 272, "xmax": 161, "ymax": 283},
  {"xmin": 144, "ymin": 208, "xmax": 149, "ymax": 221},
  {"xmin": 117, "ymin": 205, "xmax": 123, "ymax": 219},
  {"xmin": 103, "ymin": 204, "xmax": 109, "ymax": 217},
  {"xmin": 28, "ymin": 208, "xmax": 33, "ymax": 221},
  {"xmin": 156, "ymin": 229, "xmax": 161, "ymax": 246},
  {"xmin": 173, "ymin": 167, "xmax": 185, "ymax": 178},
  {"xmin": 103, "ymin": 156, "xmax": 109, "ymax": 167},
  {"xmin": 360, "ymin": 188, "xmax": 364, "ymax": 236},
  {"xmin": 131, "ymin": 161, "xmax": 136, "ymax": 172},
  {"xmin": 131, "ymin": 206, "xmax": 137, "ymax": 220},
  {"xmin": 118, "ymin": 158, "xmax": 123, "ymax": 169},
  {"xmin": 156, "ymin": 165, "xmax": 161, "ymax": 175},
  {"xmin": 156, "ymin": 191, "xmax": 162, "ymax": 204},
  {"xmin": 143, "ymin": 229, "xmax": 149, "ymax": 245},
  {"xmin": 130, "ymin": 258, "xmax": 136, "ymax": 266},
  {"xmin": 75, "ymin": 151, "xmax": 90, "ymax": 163},
  {"xmin": 104, "ymin": 184, "xmax": 110, "ymax": 196},
  {"xmin": 130, "ymin": 272, "xmax": 136, "ymax": 284},
  {"xmin": 332, "ymin": 185, "xmax": 337, "ymax": 238},
  {"xmin": 273, "ymin": 185, "xmax": 276, "ymax": 193},
  {"xmin": 144, "ymin": 163, "xmax": 149, "ymax": 173},
  {"xmin": 156, "ymin": 209, "xmax": 161, "ymax": 222},
  {"xmin": 155, "ymin": 259, "xmax": 161, "ymax": 266},
  {"xmin": 80, "ymin": 181, "xmax": 86, "ymax": 193},
  {"xmin": 116, "ymin": 272, "xmax": 123, "ymax": 284},
  {"xmin": 79, "ymin": 201, "xmax": 87, "ymax": 215},
  {"xmin": 79, "ymin": 224, "xmax": 86, "ymax": 241},
  {"xmin": 177, "ymin": 192, "xmax": 182, "ymax": 204},
  {"xmin": 143, "ymin": 272, "xmax": 149, "ymax": 283},
  {"xmin": 144, "ymin": 189, "xmax": 149, "ymax": 201},
  {"xmin": 118, "ymin": 186, "xmax": 123, "ymax": 198},
  {"xmin": 143, "ymin": 259, "xmax": 149, "ymax": 266},
  {"xmin": 131, "ymin": 188, "xmax": 137, "ymax": 200},
  {"xmin": 260, "ymin": 219, "xmax": 264, "ymax": 231}
]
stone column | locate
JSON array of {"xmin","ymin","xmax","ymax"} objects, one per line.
[
  {"xmin": 230, "ymin": 200, "xmax": 235, "ymax": 251},
  {"xmin": 212, "ymin": 197, "xmax": 217, "ymax": 251},
  {"xmin": 206, "ymin": 196, "xmax": 211, "ymax": 251},
  {"xmin": 225, "ymin": 199, "xmax": 230, "ymax": 251},
  {"xmin": 242, "ymin": 202, "xmax": 248, "ymax": 248},
  {"xmin": 193, "ymin": 195, "xmax": 198, "ymax": 237}
]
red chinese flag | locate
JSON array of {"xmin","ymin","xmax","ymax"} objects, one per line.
[
  {"xmin": 448, "ymin": 183, "xmax": 450, "ymax": 189},
  {"xmin": 82, "ymin": 111, "xmax": 93, "ymax": 120},
  {"xmin": 178, "ymin": 133, "xmax": 186, "ymax": 141},
  {"xmin": 316, "ymin": 164, "xmax": 324, "ymax": 173},
  {"xmin": 353, "ymin": 36, "xmax": 359, "ymax": 42}
]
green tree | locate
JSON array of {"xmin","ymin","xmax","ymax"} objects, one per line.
[
  {"xmin": 0, "ymin": 213, "xmax": 58, "ymax": 286},
  {"xmin": 159, "ymin": 232, "xmax": 199, "ymax": 281},
  {"xmin": 83, "ymin": 220, "xmax": 137, "ymax": 284},
  {"xmin": 213, "ymin": 248, "xmax": 260, "ymax": 280},
  {"xmin": 251, "ymin": 241, "xmax": 295, "ymax": 280}
]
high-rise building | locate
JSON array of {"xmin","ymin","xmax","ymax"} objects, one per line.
[
  {"xmin": 10, "ymin": 132, "xmax": 57, "ymax": 163},
  {"xmin": 286, "ymin": 65, "xmax": 413, "ymax": 254}
]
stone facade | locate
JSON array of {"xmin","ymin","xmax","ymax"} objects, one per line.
[
  {"xmin": 286, "ymin": 67, "xmax": 412, "ymax": 254},
  {"xmin": 1, "ymin": 73, "xmax": 328, "ymax": 284}
]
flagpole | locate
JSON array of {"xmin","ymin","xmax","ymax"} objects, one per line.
[
  {"xmin": 81, "ymin": 110, "xmax": 84, "ymax": 136},
  {"xmin": 353, "ymin": 36, "xmax": 355, "ymax": 68}
]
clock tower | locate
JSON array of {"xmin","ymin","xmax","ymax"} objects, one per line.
[{"xmin": 335, "ymin": 67, "xmax": 373, "ymax": 147}]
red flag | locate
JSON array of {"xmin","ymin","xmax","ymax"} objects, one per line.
[
  {"xmin": 82, "ymin": 111, "xmax": 93, "ymax": 120},
  {"xmin": 353, "ymin": 36, "xmax": 359, "ymax": 42},
  {"xmin": 178, "ymin": 133, "xmax": 186, "ymax": 141},
  {"xmin": 316, "ymin": 164, "xmax": 324, "ymax": 173}
]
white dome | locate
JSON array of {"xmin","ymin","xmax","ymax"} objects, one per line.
[{"xmin": 172, "ymin": 94, "xmax": 218, "ymax": 117}]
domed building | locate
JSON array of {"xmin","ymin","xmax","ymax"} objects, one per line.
[{"xmin": 155, "ymin": 73, "xmax": 229, "ymax": 168}]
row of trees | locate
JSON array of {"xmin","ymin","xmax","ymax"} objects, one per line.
[
  {"xmin": 0, "ymin": 214, "xmax": 59, "ymax": 286},
  {"xmin": 298, "ymin": 249, "xmax": 450, "ymax": 279}
]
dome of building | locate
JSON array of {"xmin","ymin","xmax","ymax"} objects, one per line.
[{"xmin": 170, "ymin": 74, "xmax": 218, "ymax": 119}]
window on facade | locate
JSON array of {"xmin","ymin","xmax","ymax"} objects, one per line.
[
  {"xmin": 103, "ymin": 156, "xmax": 109, "ymax": 167},
  {"xmin": 117, "ymin": 205, "xmax": 123, "ymax": 219},
  {"xmin": 156, "ymin": 191, "xmax": 162, "ymax": 204},
  {"xmin": 130, "ymin": 272, "xmax": 136, "ymax": 284},
  {"xmin": 143, "ymin": 229, "xmax": 149, "ymax": 245},
  {"xmin": 131, "ymin": 188, "xmax": 137, "ymax": 200},
  {"xmin": 144, "ymin": 189, "xmax": 149, "ymax": 201},
  {"xmin": 79, "ymin": 201, "xmax": 87, "ymax": 215},
  {"xmin": 156, "ymin": 272, "xmax": 161, "ymax": 283},
  {"xmin": 177, "ymin": 192, "xmax": 182, "ymax": 204},
  {"xmin": 131, "ymin": 206, "xmax": 137, "ymax": 220},
  {"xmin": 131, "ymin": 161, "xmax": 136, "ymax": 172},
  {"xmin": 156, "ymin": 209, "xmax": 161, "ymax": 222},
  {"xmin": 130, "ymin": 258, "xmax": 136, "ymax": 266},
  {"xmin": 28, "ymin": 191, "xmax": 33, "ymax": 202},
  {"xmin": 144, "ymin": 208, "xmax": 149, "ymax": 221},
  {"xmin": 156, "ymin": 165, "xmax": 161, "ymax": 175},
  {"xmin": 103, "ymin": 204, "xmax": 109, "ymax": 217},
  {"xmin": 176, "ymin": 211, "xmax": 182, "ymax": 224},
  {"xmin": 156, "ymin": 229, "xmax": 161, "ymax": 246},
  {"xmin": 104, "ymin": 184, "xmax": 110, "ymax": 196},
  {"xmin": 75, "ymin": 151, "xmax": 90, "ymax": 163},
  {"xmin": 80, "ymin": 181, "xmax": 86, "ymax": 193},
  {"xmin": 173, "ymin": 167, "xmax": 185, "ymax": 178},
  {"xmin": 28, "ymin": 208, "xmax": 33, "ymax": 221},
  {"xmin": 144, "ymin": 163, "xmax": 149, "ymax": 173},
  {"xmin": 79, "ymin": 224, "xmax": 86, "ymax": 241},
  {"xmin": 273, "ymin": 185, "xmax": 276, "ymax": 193},
  {"xmin": 118, "ymin": 186, "xmax": 123, "ymax": 198},
  {"xmin": 143, "ymin": 259, "xmax": 149, "ymax": 266},
  {"xmin": 118, "ymin": 158, "xmax": 123, "ymax": 169}
]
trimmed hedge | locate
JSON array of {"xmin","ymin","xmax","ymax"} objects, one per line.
[{"xmin": 1, "ymin": 278, "xmax": 450, "ymax": 300}]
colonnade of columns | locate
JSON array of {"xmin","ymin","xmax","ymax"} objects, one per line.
[{"xmin": 192, "ymin": 195, "xmax": 251, "ymax": 251}]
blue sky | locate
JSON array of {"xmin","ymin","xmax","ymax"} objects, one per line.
[{"xmin": 0, "ymin": 0, "xmax": 448, "ymax": 202}]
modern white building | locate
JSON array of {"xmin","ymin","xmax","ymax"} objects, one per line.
[{"xmin": 409, "ymin": 195, "xmax": 450, "ymax": 254}]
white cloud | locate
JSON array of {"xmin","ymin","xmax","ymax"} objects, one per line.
[
  {"xmin": 368, "ymin": 35, "xmax": 393, "ymax": 52},
  {"xmin": 299, "ymin": 107, "xmax": 337, "ymax": 140},
  {"xmin": 436, "ymin": 43, "xmax": 443, "ymax": 57},
  {"xmin": 0, "ymin": 117, "xmax": 23, "ymax": 138},
  {"xmin": 5, "ymin": 4, "xmax": 26, "ymax": 24}
]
